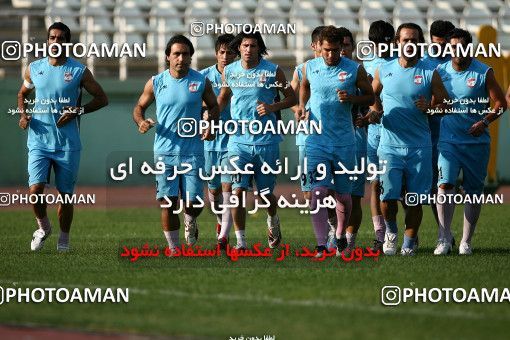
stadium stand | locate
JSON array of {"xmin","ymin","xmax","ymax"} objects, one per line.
[{"xmin": 1, "ymin": 0, "xmax": 510, "ymax": 78}]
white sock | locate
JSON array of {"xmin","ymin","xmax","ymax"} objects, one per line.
[
  {"xmin": 346, "ymin": 232, "xmax": 357, "ymax": 248},
  {"xmin": 437, "ymin": 187, "xmax": 455, "ymax": 241},
  {"xmin": 462, "ymin": 202, "xmax": 482, "ymax": 244},
  {"xmin": 208, "ymin": 191, "xmax": 222, "ymax": 224},
  {"xmin": 58, "ymin": 231, "xmax": 69, "ymax": 245},
  {"xmin": 184, "ymin": 213, "xmax": 195, "ymax": 225},
  {"xmin": 235, "ymin": 229, "xmax": 246, "ymax": 248},
  {"xmin": 163, "ymin": 230, "xmax": 180, "ymax": 249},
  {"xmin": 219, "ymin": 191, "xmax": 233, "ymax": 239},
  {"xmin": 267, "ymin": 214, "xmax": 280, "ymax": 230},
  {"xmin": 36, "ymin": 216, "xmax": 51, "ymax": 232},
  {"xmin": 328, "ymin": 216, "xmax": 337, "ymax": 234}
]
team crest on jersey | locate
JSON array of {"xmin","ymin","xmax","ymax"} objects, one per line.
[
  {"xmin": 258, "ymin": 73, "xmax": 267, "ymax": 84},
  {"xmin": 188, "ymin": 82, "xmax": 199, "ymax": 92},
  {"xmin": 64, "ymin": 72, "xmax": 73, "ymax": 83},
  {"xmin": 338, "ymin": 71, "xmax": 348, "ymax": 82},
  {"xmin": 467, "ymin": 77, "xmax": 476, "ymax": 87},
  {"xmin": 414, "ymin": 75, "xmax": 423, "ymax": 85}
]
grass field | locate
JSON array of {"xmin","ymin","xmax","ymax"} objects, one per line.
[{"xmin": 1, "ymin": 204, "xmax": 510, "ymax": 339}]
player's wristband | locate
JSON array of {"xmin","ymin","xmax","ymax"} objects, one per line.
[
  {"xmin": 482, "ymin": 117, "xmax": 490, "ymax": 127},
  {"xmin": 78, "ymin": 107, "xmax": 85, "ymax": 116},
  {"xmin": 23, "ymin": 79, "xmax": 35, "ymax": 89}
]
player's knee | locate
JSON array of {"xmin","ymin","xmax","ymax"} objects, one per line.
[
  {"xmin": 209, "ymin": 188, "xmax": 221, "ymax": 197},
  {"xmin": 439, "ymin": 183, "xmax": 454, "ymax": 190},
  {"xmin": 233, "ymin": 188, "xmax": 245, "ymax": 197},
  {"xmin": 303, "ymin": 191, "xmax": 311, "ymax": 201},
  {"xmin": 311, "ymin": 186, "xmax": 329, "ymax": 209},
  {"xmin": 29, "ymin": 183, "xmax": 45, "ymax": 195}
]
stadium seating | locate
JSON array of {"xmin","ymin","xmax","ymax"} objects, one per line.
[{"xmin": 3, "ymin": 0, "xmax": 509, "ymax": 78}]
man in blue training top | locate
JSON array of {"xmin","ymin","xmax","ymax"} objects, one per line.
[
  {"xmin": 133, "ymin": 35, "xmax": 219, "ymax": 251},
  {"xmin": 217, "ymin": 32, "xmax": 296, "ymax": 250},
  {"xmin": 362, "ymin": 20, "xmax": 396, "ymax": 252},
  {"xmin": 200, "ymin": 34, "xmax": 237, "ymax": 249},
  {"xmin": 370, "ymin": 23, "xmax": 449, "ymax": 256},
  {"xmin": 298, "ymin": 26, "xmax": 374, "ymax": 257},
  {"xmin": 423, "ymin": 20, "xmax": 455, "ymax": 230},
  {"xmin": 18, "ymin": 22, "xmax": 108, "ymax": 252},
  {"xmin": 434, "ymin": 28, "xmax": 507, "ymax": 255}
]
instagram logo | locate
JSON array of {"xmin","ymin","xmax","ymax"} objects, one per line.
[
  {"xmin": 1, "ymin": 41, "xmax": 21, "ymax": 60},
  {"xmin": 178, "ymin": 118, "xmax": 198, "ymax": 138},
  {"xmin": 404, "ymin": 193, "xmax": 419, "ymax": 207},
  {"xmin": 190, "ymin": 22, "xmax": 205, "ymax": 37},
  {"xmin": 0, "ymin": 193, "xmax": 11, "ymax": 207},
  {"xmin": 381, "ymin": 286, "xmax": 401, "ymax": 306},
  {"xmin": 356, "ymin": 41, "xmax": 376, "ymax": 61}
]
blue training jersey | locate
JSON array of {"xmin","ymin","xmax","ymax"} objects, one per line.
[
  {"xmin": 422, "ymin": 54, "xmax": 451, "ymax": 145},
  {"xmin": 224, "ymin": 59, "xmax": 281, "ymax": 146},
  {"xmin": 153, "ymin": 68, "xmax": 206, "ymax": 156},
  {"xmin": 305, "ymin": 56, "xmax": 359, "ymax": 147},
  {"xmin": 363, "ymin": 56, "xmax": 396, "ymax": 146},
  {"xmin": 200, "ymin": 64, "xmax": 230, "ymax": 152},
  {"xmin": 436, "ymin": 59, "xmax": 491, "ymax": 145},
  {"xmin": 378, "ymin": 58, "xmax": 435, "ymax": 148},
  {"xmin": 28, "ymin": 57, "xmax": 86, "ymax": 152}
]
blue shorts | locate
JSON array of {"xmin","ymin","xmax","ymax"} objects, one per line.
[
  {"xmin": 204, "ymin": 150, "xmax": 230, "ymax": 190},
  {"xmin": 155, "ymin": 154, "xmax": 204, "ymax": 201},
  {"xmin": 378, "ymin": 145, "xmax": 432, "ymax": 201},
  {"xmin": 352, "ymin": 151, "xmax": 367, "ymax": 197},
  {"xmin": 306, "ymin": 143, "xmax": 355, "ymax": 194},
  {"xmin": 228, "ymin": 143, "xmax": 279, "ymax": 193},
  {"xmin": 28, "ymin": 149, "xmax": 80, "ymax": 193},
  {"xmin": 367, "ymin": 124, "xmax": 381, "ymax": 182},
  {"xmin": 437, "ymin": 142, "xmax": 489, "ymax": 195},
  {"xmin": 298, "ymin": 145, "xmax": 312, "ymax": 192}
]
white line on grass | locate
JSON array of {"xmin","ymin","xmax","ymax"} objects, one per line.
[{"xmin": 0, "ymin": 279, "xmax": 505, "ymax": 321}]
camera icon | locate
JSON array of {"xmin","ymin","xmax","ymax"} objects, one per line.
[
  {"xmin": 0, "ymin": 193, "xmax": 11, "ymax": 207},
  {"xmin": 178, "ymin": 118, "xmax": 197, "ymax": 138},
  {"xmin": 1, "ymin": 41, "xmax": 21, "ymax": 61},
  {"xmin": 356, "ymin": 40, "xmax": 375, "ymax": 61},
  {"xmin": 190, "ymin": 22, "xmax": 205, "ymax": 37},
  {"xmin": 404, "ymin": 193, "xmax": 419, "ymax": 207},
  {"xmin": 381, "ymin": 286, "xmax": 401, "ymax": 306}
]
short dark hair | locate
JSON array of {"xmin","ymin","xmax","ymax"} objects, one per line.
[
  {"xmin": 368, "ymin": 20, "xmax": 394, "ymax": 44},
  {"xmin": 165, "ymin": 34, "xmax": 195, "ymax": 57},
  {"xmin": 47, "ymin": 22, "xmax": 71, "ymax": 43},
  {"xmin": 319, "ymin": 25, "xmax": 347, "ymax": 44},
  {"xmin": 215, "ymin": 34, "xmax": 235, "ymax": 53},
  {"xmin": 395, "ymin": 23, "xmax": 425, "ymax": 43},
  {"xmin": 338, "ymin": 26, "xmax": 354, "ymax": 45},
  {"xmin": 311, "ymin": 26, "xmax": 326, "ymax": 43},
  {"xmin": 446, "ymin": 28, "xmax": 472, "ymax": 45},
  {"xmin": 230, "ymin": 32, "xmax": 268, "ymax": 58},
  {"xmin": 430, "ymin": 20, "xmax": 455, "ymax": 39}
]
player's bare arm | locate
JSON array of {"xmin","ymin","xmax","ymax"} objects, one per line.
[
  {"xmin": 133, "ymin": 78, "xmax": 156, "ymax": 134},
  {"xmin": 368, "ymin": 68, "xmax": 383, "ymax": 123},
  {"xmin": 506, "ymin": 84, "xmax": 510, "ymax": 109},
  {"xmin": 201, "ymin": 78, "xmax": 219, "ymax": 141},
  {"xmin": 469, "ymin": 69, "xmax": 507, "ymax": 137},
  {"xmin": 256, "ymin": 66, "xmax": 297, "ymax": 117},
  {"xmin": 423, "ymin": 70, "xmax": 450, "ymax": 114},
  {"xmin": 217, "ymin": 71, "xmax": 232, "ymax": 113},
  {"xmin": 290, "ymin": 69, "xmax": 300, "ymax": 117},
  {"xmin": 17, "ymin": 66, "xmax": 35, "ymax": 130},
  {"xmin": 297, "ymin": 62, "xmax": 310, "ymax": 121},
  {"xmin": 57, "ymin": 68, "xmax": 109, "ymax": 128},
  {"xmin": 337, "ymin": 66, "xmax": 374, "ymax": 106}
]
